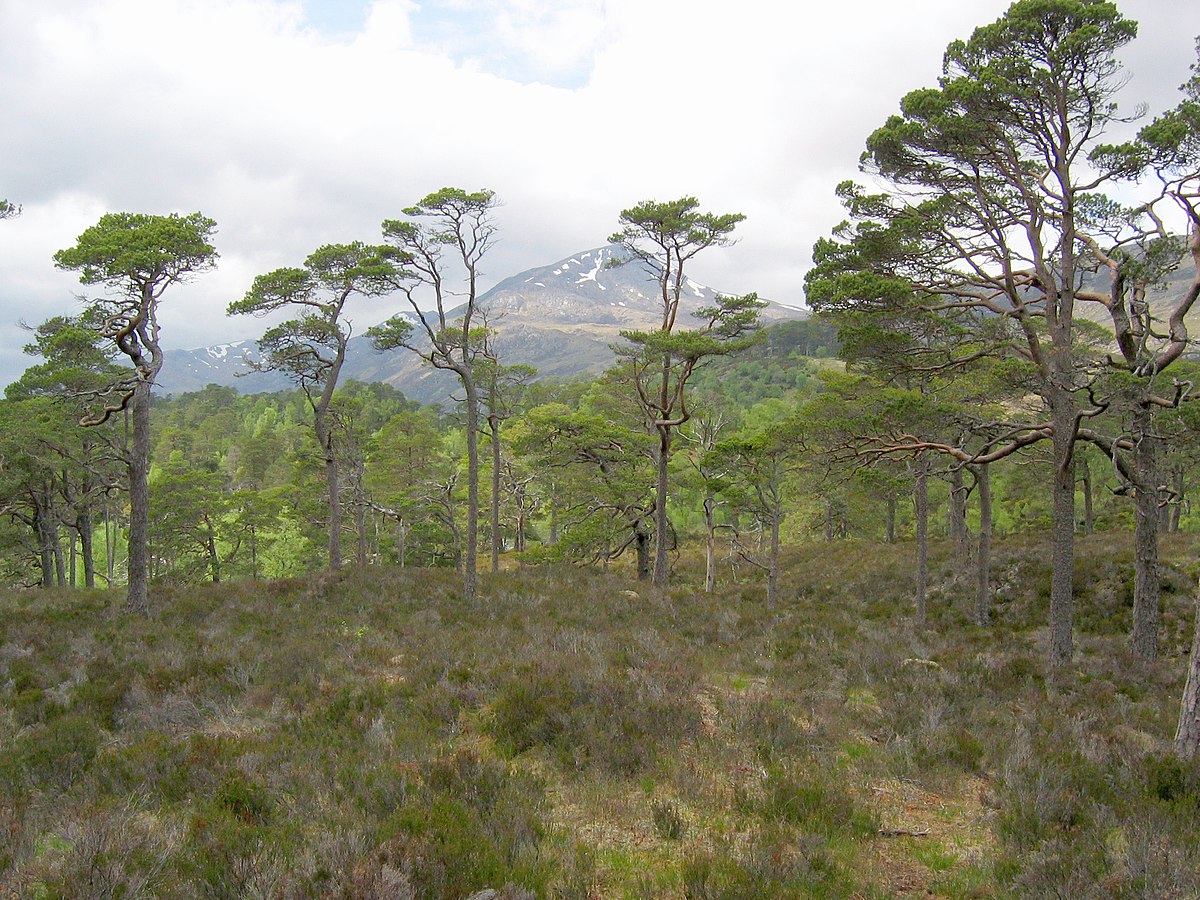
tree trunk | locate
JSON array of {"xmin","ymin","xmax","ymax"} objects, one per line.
[
  {"xmin": 1049, "ymin": 398, "xmax": 1076, "ymax": 668},
  {"xmin": 127, "ymin": 380, "xmax": 152, "ymax": 615},
  {"xmin": 975, "ymin": 463, "xmax": 992, "ymax": 626},
  {"xmin": 767, "ymin": 496, "xmax": 781, "ymax": 606},
  {"xmin": 704, "ymin": 494, "xmax": 717, "ymax": 593},
  {"xmin": 34, "ymin": 500, "xmax": 54, "ymax": 589},
  {"xmin": 1131, "ymin": 403, "xmax": 1160, "ymax": 660},
  {"xmin": 948, "ymin": 466, "xmax": 969, "ymax": 553},
  {"xmin": 78, "ymin": 503, "xmax": 95, "ymax": 589},
  {"xmin": 515, "ymin": 485, "xmax": 528, "ymax": 553},
  {"xmin": 914, "ymin": 461, "xmax": 928, "ymax": 629},
  {"xmin": 490, "ymin": 417, "xmax": 501, "ymax": 574},
  {"xmin": 1171, "ymin": 466, "xmax": 1184, "ymax": 533},
  {"xmin": 652, "ymin": 427, "xmax": 672, "ymax": 588},
  {"xmin": 105, "ymin": 502, "xmax": 116, "ymax": 584},
  {"xmin": 357, "ymin": 501, "xmax": 368, "ymax": 568},
  {"xmin": 463, "ymin": 379, "xmax": 480, "ymax": 598},
  {"xmin": 1174, "ymin": 578, "xmax": 1200, "ymax": 759},
  {"xmin": 49, "ymin": 498, "xmax": 66, "ymax": 588},
  {"xmin": 324, "ymin": 451, "xmax": 342, "ymax": 570},
  {"xmin": 1080, "ymin": 454, "xmax": 1095, "ymax": 535},
  {"xmin": 635, "ymin": 525, "xmax": 651, "ymax": 582},
  {"xmin": 886, "ymin": 495, "xmax": 896, "ymax": 544},
  {"xmin": 206, "ymin": 522, "xmax": 221, "ymax": 583}
]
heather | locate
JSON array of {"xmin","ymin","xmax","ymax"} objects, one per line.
[{"xmin": 4, "ymin": 535, "xmax": 1199, "ymax": 897}]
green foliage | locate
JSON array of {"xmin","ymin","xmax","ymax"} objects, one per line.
[
  {"xmin": 53, "ymin": 211, "xmax": 218, "ymax": 287},
  {"xmin": 509, "ymin": 400, "xmax": 655, "ymax": 566},
  {"xmin": 230, "ymin": 242, "xmax": 400, "ymax": 392}
]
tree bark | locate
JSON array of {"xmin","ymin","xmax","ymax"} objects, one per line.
[
  {"xmin": 652, "ymin": 427, "xmax": 672, "ymax": 588},
  {"xmin": 51, "ymin": 504, "xmax": 66, "ymax": 587},
  {"xmin": 324, "ymin": 451, "xmax": 341, "ymax": 570},
  {"xmin": 1080, "ymin": 454, "xmax": 1095, "ymax": 535},
  {"xmin": 1174, "ymin": 579, "xmax": 1200, "ymax": 760},
  {"xmin": 205, "ymin": 522, "xmax": 221, "ymax": 583},
  {"xmin": 34, "ymin": 498, "xmax": 54, "ymax": 589},
  {"xmin": 105, "ymin": 502, "xmax": 116, "ymax": 584},
  {"xmin": 126, "ymin": 379, "xmax": 152, "ymax": 615},
  {"xmin": 514, "ymin": 483, "xmax": 528, "ymax": 553},
  {"xmin": 78, "ymin": 502, "xmax": 95, "ymax": 589},
  {"xmin": 490, "ymin": 416, "xmax": 501, "ymax": 574},
  {"xmin": 975, "ymin": 463, "xmax": 992, "ymax": 626},
  {"xmin": 636, "ymin": 524, "xmax": 651, "ymax": 582},
  {"xmin": 1171, "ymin": 466, "xmax": 1184, "ymax": 533},
  {"xmin": 1131, "ymin": 402, "xmax": 1161, "ymax": 660},
  {"xmin": 1049, "ymin": 398, "xmax": 1076, "ymax": 668},
  {"xmin": 464, "ymin": 379, "xmax": 480, "ymax": 599},
  {"xmin": 948, "ymin": 466, "xmax": 969, "ymax": 553},
  {"xmin": 356, "ymin": 501, "xmax": 368, "ymax": 568}
]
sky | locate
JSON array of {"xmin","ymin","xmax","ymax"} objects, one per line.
[{"xmin": 0, "ymin": 0, "xmax": 1196, "ymax": 389}]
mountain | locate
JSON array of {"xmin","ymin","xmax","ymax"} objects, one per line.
[
  {"xmin": 157, "ymin": 246, "xmax": 807, "ymax": 405},
  {"xmin": 1073, "ymin": 260, "xmax": 1200, "ymax": 333}
]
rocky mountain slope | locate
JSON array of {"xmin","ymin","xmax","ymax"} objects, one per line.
[{"xmin": 159, "ymin": 246, "xmax": 806, "ymax": 405}]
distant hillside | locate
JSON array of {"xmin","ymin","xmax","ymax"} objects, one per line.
[
  {"xmin": 158, "ymin": 246, "xmax": 806, "ymax": 404},
  {"xmin": 1073, "ymin": 260, "xmax": 1199, "ymax": 334}
]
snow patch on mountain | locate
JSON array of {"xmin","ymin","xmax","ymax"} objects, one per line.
[
  {"xmin": 574, "ymin": 255, "xmax": 604, "ymax": 286},
  {"xmin": 205, "ymin": 340, "xmax": 250, "ymax": 360}
]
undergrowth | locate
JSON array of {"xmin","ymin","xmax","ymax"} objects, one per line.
[{"xmin": 1, "ymin": 532, "xmax": 1198, "ymax": 897}]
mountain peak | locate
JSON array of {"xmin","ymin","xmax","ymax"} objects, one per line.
[{"xmin": 161, "ymin": 247, "xmax": 805, "ymax": 403}]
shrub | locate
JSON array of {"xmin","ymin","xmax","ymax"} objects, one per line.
[
  {"xmin": 650, "ymin": 798, "xmax": 686, "ymax": 841},
  {"xmin": 754, "ymin": 766, "xmax": 879, "ymax": 839},
  {"xmin": 488, "ymin": 660, "xmax": 698, "ymax": 775},
  {"xmin": 13, "ymin": 714, "xmax": 100, "ymax": 791},
  {"xmin": 215, "ymin": 772, "xmax": 274, "ymax": 825},
  {"xmin": 374, "ymin": 750, "xmax": 553, "ymax": 897}
]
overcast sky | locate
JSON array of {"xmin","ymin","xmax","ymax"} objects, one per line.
[{"xmin": 0, "ymin": 0, "xmax": 1196, "ymax": 388}]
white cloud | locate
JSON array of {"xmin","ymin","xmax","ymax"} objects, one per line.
[{"xmin": 1, "ymin": 0, "xmax": 1196, "ymax": 388}]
